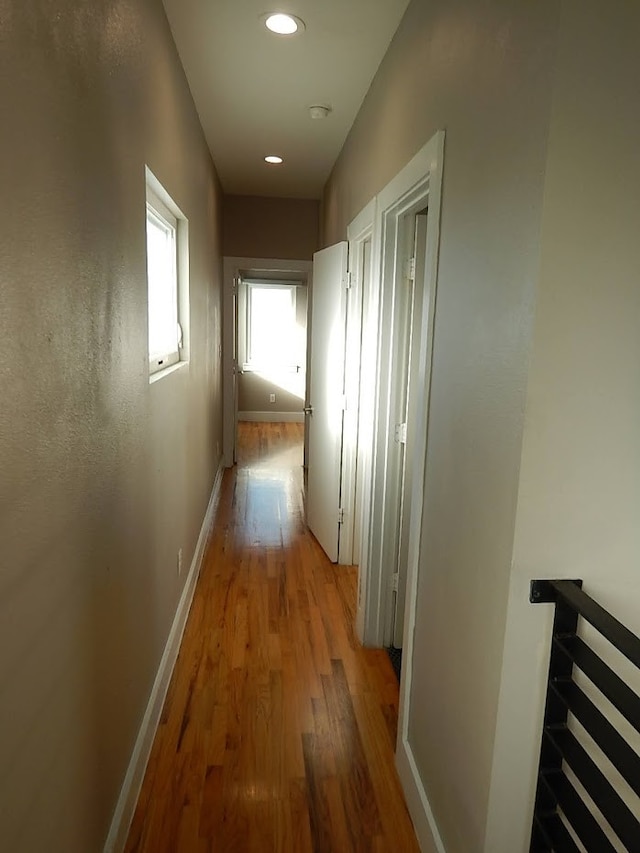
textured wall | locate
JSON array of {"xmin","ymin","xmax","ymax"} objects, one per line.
[
  {"xmin": 223, "ymin": 195, "xmax": 320, "ymax": 261},
  {"xmin": 0, "ymin": 1, "xmax": 222, "ymax": 850},
  {"xmin": 321, "ymin": 0, "xmax": 558, "ymax": 850}
]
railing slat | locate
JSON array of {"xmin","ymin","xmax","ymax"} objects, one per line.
[
  {"xmin": 541, "ymin": 771, "xmax": 617, "ymax": 852},
  {"xmin": 544, "ymin": 728, "xmax": 640, "ymax": 852},
  {"xmin": 552, "ymin": 680, "xmax": 640, "ymax": 799},
  {"xmin": 555, "ymin": 635, "xmax": 640, "ymax": 735},
  {"xmin": 550, "ymin": 580, "xmax": 640, "ymax": 670},
  {"xmin": 532, "ymin": 813, "xmax": 580, "ymax": 853}
]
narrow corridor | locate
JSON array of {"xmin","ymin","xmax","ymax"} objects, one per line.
[{"xmin": 125, "ymin": 422, "xmax": 419, "ymax": 852}]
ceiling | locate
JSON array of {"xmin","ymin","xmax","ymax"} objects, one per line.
[{"xmin": 161, "ymin": 0, "xmax": 411, "ymax": 199}]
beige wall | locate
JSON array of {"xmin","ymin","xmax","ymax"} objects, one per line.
[
  {"xmin": 514, "ymin": 0, "xmax": 640, "ymax": 631},
  {"xmin": 223, "ymin": 194, "xmax": 319, "ymax": 260},
  {"xmin": 238, "ymin": 372, "xmax": 304, "ymax": 414},
  {"xmin": 322, "ymin": 0, "xmax": 558, "ymax": 850},
  {"xmin": 0, "ymin": 1, "xmax": 222, "ymax": 851},
  {"xmin": 486, "ymin": 2, "xmax": 640, "ymax": 849}
]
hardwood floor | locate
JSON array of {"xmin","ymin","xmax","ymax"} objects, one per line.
[{"xmin": 125, "ymin": 421, "xmax": 420, "ymax": 852}]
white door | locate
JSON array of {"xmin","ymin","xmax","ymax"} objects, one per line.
[
  {"xmin": 306, "ymin": 242, "xmax": 348, "ymax": 562},
  {"xmin": 350, "ymin": 239, "xmax": 371, "ymax": 564},
  {"xmin": 337, "ymin": 232, "xmax": 370, "ymax": 567}
]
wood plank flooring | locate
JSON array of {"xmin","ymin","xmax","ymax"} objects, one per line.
[{"xmin": 125, "ymin": 422, "xmax": 420, "ymax": 852}]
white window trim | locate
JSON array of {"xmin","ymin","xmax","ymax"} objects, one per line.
[{"xmin": 145, "ymin": 167, "xmax": 190, "ymax": 381}]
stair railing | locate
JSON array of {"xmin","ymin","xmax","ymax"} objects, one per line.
[{"xmin": 529, "ymin": 579, "xmax": 640, "ymax": 852}]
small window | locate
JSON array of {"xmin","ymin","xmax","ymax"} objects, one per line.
[{"xmin": 145, "ymin": 168, "xmax": 189, "ymax": 377}]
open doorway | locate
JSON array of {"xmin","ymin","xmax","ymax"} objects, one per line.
[
  {"xmin": 383, "ymin": 208, "xmax": 429, "ymax": 660},
  {"xmin": 222, "ymin": 257, "xmax": 313, "ymax": 469},
  {"xmin": 357, "ymin": 132, "xmax": 444, "ymax": 719},
  {"xmin": 362, "ymin": 134, "xmax": 445, "ymax": 838}
]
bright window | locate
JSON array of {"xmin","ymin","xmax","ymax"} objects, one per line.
[
  {"xmin": 245, "ymin": 283, "xmax": 297, "ymax": 369},
  {"xmin": 145, "ymin": 168, "xmax": 189, "ymax": 377}
]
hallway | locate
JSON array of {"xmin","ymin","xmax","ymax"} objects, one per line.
[{"xmin": 125, "ymin": 422, "xmax": 420, "ymax": 852}]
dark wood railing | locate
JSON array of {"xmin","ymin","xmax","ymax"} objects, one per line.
[{"xmin": 529, "ymin": 579, "xmax": 640, "ymax": 852}]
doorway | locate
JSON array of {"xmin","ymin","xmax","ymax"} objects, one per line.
[
  {"xmin": 367, "ymin": 134, "xmax": 445, "ymax": 845},
  {"xmin": 359, "ymin": 132, "xmax": 444, "ymax": 702},
  {"xmin": 222, "ymin": 257, "xmax": 313, "ymax": 469},
  {"xmin": 386, "ymin": 208, "xmax": 430, "ymax": 651}
]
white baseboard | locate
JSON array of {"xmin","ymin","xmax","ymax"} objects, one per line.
[
  {"xmin": 396, "ymin": 737, "xmax": 447, "ymax": 853},
  {"xmin": 238, "ymin": 411, "xmax": 304, "ymax": 423},
  {"xmin": 104, "ymin": 462, "xmax": 225, "ymax": 853}
]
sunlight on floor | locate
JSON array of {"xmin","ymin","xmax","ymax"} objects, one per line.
[{"xmin": 235, "ymin": 422, "xmax": 304, "ymax": 548}]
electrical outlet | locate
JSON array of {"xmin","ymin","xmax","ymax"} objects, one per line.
[
  {"xmin": 269, "ymin": 393, "xmax": 276, "ymax": 403},
  {"xmin": 177, "ymin": 548, "xmax": 183, "ymax": 576}
]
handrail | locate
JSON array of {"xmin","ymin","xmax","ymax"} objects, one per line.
[
  {"xmin": 530, "ymin": 579, "xmax": 640, "ymax": 853},
  {"xmin": 531, "ymin": 579, "xmax": 640, "ymax": 669}
]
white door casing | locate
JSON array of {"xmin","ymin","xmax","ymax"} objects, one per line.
[
  {"xmin": 391, "ymin": 132, "xmax": 445, "ymax": 853},
  {"xmin": 339, "ymin": 198, "xmax": 376, "ymax": 570},
  {"xmin": 391, "ymin": 212, "xmax": 428, "ymax": 648},
  {"xmin": 306, "ymin": 242, "xmax": 349, "ymax": 562},
  {"xmin": 363, "ymin": 133, "xmax": 444, "ymax": 652}
]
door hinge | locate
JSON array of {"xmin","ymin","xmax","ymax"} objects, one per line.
[
  {"xmin": 394, "ymin": 422, "xmax": 407, "ymax": 444},
  {"xmin": 233, "ymin": 275, "xmax": 240, "ymax": 292},
  {"xmin": 344, "ymin": 271, "xmax": 352, "ymax": 290},
  {"xmin": 341, "ymin": 394, "xmax": 348, "ymax": 411},
  {"xmin": 405, "ymin": 257, "xmax": 416, "ymax": 282},
  {"xmin": 391, "ymin": 572, "xmax": 399, "ymax": 592},
  {"xmin": 338, "ymin": 507, "xmax": 345, "ymax": 524}
]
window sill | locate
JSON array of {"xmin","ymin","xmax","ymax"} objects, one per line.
[
  {"xmin": 149, "ymin": 360, "xmax": 189, "ymax": 385},
  {"xmin": 241, "ymin": 364, "xmax": 301, "ymax": 374}
]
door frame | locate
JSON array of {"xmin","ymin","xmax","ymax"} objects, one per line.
[
  {"xmin": 338, "ymin": 199, "xmax": 375, "ymax": 572},
  {"xmin": 360, "ymin": 132, "xmax": 444, "ymax": 658},
  {"xmin": 222, "ymin": 256, "xmax": 313, "ymax": 467},
  {"xmin": 388, "ymin": 210, "xmax": 429, "ymax": 649},
  {"xmin": 365, "ymin": 131, "xmax": 445, "ymax": 852}
]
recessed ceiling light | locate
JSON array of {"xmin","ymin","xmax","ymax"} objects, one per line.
[
  {"xmin": 264, "ymin": 155, "xmax": 283, "ymax": 164},
  {"xmin": 264, "ymin": 13, "xmax": 305, "ymax": 35}
]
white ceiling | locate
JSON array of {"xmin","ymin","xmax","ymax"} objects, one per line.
[{"xmin": 161, "ymin": 0, "xmax": 410, "ymax": 199}]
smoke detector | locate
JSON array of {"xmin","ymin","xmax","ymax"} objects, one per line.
[{"xmin": 309, "ymin": 104, "xmax": 331, "ymax": 120}]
